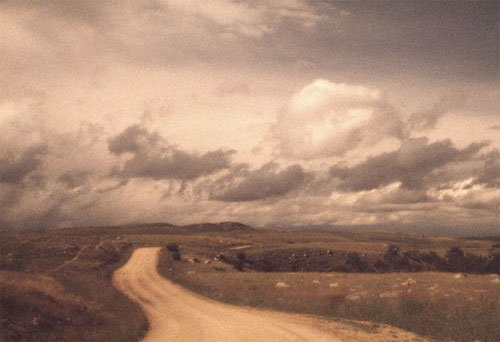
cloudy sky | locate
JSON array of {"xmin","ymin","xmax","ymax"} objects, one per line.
[{"xmin": 1, "ymin": 0, "xmax": 499, "ymax": 234}]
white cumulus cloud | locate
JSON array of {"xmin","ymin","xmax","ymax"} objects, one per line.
[{"xmin": 272, "ymin": 79, "xmax": 404, "ymax": 159}]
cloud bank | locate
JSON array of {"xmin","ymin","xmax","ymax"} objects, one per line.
[{"xmin": 0, "ymin": 0, "xmax": 498, "ymax": 234}]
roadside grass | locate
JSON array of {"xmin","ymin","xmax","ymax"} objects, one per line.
[
  {"xmin": 52, "ymin": 246, "xmax": 148, "ymax": 342},
  {"xmin": 1, "ymin": 271, "xmax": 103, "ymax": 341},
  {"xmin": 0, "ymin": 232, "xmax": 147, "ymax": 342},
  {"xmin": 158, "ymin": 248, "xmax": 500, "ymax": 342}
]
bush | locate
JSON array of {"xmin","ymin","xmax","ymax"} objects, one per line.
[
  {"xmin": 166, "ymin": 243, "xmax": 179, "ymax": 252},
  {"xmin": 382, "ymin": 245, "xmax": 409, "ymax": 271},
  {"xmin": 345, "ymin": 252, "xmax": 369, "ymax": 272},
  {"xmin": 486, "ymin": 251, "xmax": 500, "ymax": 274},
  {"xmin": 445, "ymin": 247, "xmax": 465, "ymax": 272},
  {"xmin": 234, "ymin": 260, "xmax": 244, "ymax": 271},
  {"xmin": 171, "ymin": 251, "xmax": 181, "ymax": 261},
  {"xmin": 463, "ymin": 253, "xmax": 488, "ymax": 273},
  {"xmin": 374, "ymin": 258, "xmax": 388, "ymax": 272},
  {"xmin": 236, "ymin": 252, "xmax": 246, "ymax": 261},
  {"xmin": 94, "ymin": 243, "xmax": 121, "ymax": 264},
  {"xmin": 384, "ymin": 245, "xmax": 401, "ymax": 262}
]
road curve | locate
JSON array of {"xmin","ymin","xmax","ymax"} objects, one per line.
[{"xmin": 113, "ymin": 247, "xmax": 342, "ymax": 342}]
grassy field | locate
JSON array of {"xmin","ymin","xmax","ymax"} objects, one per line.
[
  {"xmin": 0, "ymin": 229, "xmax": 148, "ymax": 342},
  {"xmin": 155, "ymin": 228, "xmax": 500, "ymax": 342},
  {"xmin": 1, "ymin": 223, "xmax": 499, "ymax": 341},
  {"xmin": 159, "ymin": 253, "xmax": 499, "ymax": 341}
]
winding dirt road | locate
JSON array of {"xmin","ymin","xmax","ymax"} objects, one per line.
[{"xmin": 113, "ymin": 247, "xmax": 342, "ymax": 341}]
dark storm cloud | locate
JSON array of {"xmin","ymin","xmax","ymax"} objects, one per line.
[
  {"xmin": 108, "ymin": 124, "xmax": 161, "ymax": 155},
  {"xmin": 0, "ymin": 143, "xmax": 67, "ymax": 232},
  {"xmin": 312, "ymin": 0, "xmax": 499, "ymax": 83},
  {"xmin": 57, "ymin": 170, "xmax": 92, "ymax": 189},
  {"xmin": 1, "ymin": 1, "xmax": 498, "ymax": 233},
  {"xmin": 372, "ymin": 188, "xmax": 433, "ymax": 205},
  {"xmin": 0, "ymin": 144, "xmax": 48, "ymax": 184},
  {"xmin": 114, "ymin": 149, "xmax": 234, "ymax": 181},
  {"xmin": 97, "ymin": 179, "xmax": 129, "ymax": 194},
  {"xmin": 2, "ymin": 0, "xmax": 497, "ymax": 85},
  {"xmin": 329, "ymin": 137, "xmax": 488, "ymax": 191},
  {"xmin": 109, "ymin": 124, "xmax": 234, "ymax": 181},
  {"xmin": 0, "ymin": 0, "xmax": 107, "ymax": 25},
  {"xmin": 461, "ymin": 197, "xmax": 500, "ymax": 214},
  {"xmin": 471, "ymin": 150, "xmax": 500, "ymax": 188},
  {"xmin": 211, "ymin": 163, "xmax": 309, "ymax": 202},
  {"xmin": 407, "ymin": 93, "xmax": 466, "ymax": 132}
]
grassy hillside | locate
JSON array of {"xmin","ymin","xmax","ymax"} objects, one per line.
[{"xmin": 0, "ymin": 230, "xmax": 148, "ymax": 342}]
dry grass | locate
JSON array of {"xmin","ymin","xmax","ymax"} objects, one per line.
[
  {"xmin": 0, "ymin": 271, "xmax": 102, "ymax": 341},
  {"xmin": 1, "ymin": 225, "xmax": 498, "ymax": 341},
  {"xmin": 158, "ymin": 247, "xmax": 500, "ymax": 342},
  {"xmin": 0, "ymin": 232, "xmax": 147, "ymax": 342}
]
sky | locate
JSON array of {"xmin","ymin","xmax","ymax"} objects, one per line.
[{"xmin": 0, "ymin": 0, "xmax": 499, "ymax": 234}]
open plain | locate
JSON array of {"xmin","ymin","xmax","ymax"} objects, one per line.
[{"xmin": 1, "ymin": 223, "xmax": 499, "ymax": 342}]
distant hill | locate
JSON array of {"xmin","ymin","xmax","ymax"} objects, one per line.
[
  {"xmin": 181, "ymin": 222, "xmax": 255, "ymax": 232},
  {"xmin": 48, "ymin": 222, "xmax": 255, "ymax": 234}
]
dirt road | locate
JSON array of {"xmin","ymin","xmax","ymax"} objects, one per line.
[
  {"xmin": 113, "ymin": 247, "xmax": 343, "ymax": 341},
  {"xmin": 114, "ymin": 248, "xmax": 427, "ymax": 342}
]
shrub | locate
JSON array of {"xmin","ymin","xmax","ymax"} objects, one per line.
[
  {"xmin": 234, "ymin": 260, "xmax": 244, "ymax": 271},
  {"xmin": 373, "ymin": 258, "xmax": 388, "ymax": 272},
  {"xmin": 383, "ymin": 245, "xmax": 409, "ymax": 271},
  {"xmin": 445, "ymin": 247, "xmax": 465, "ymax": 272},
  {"xmin": 166, "ymin": 243, "xmax": 179, "ymax": 253},
  {"xmin": 384, "ymin": 245, "xmax": 401, "ymax": 262},
  {"xmin": 165, "ymin": 242, "xmax": 181, "ymax": 260},
  {"xmin": 171, "ymin": 251, "xmax": 181, "ymax": 261},
  {"xmin": 91, "ymin": 243, "xmax": 121, "ymax": 264},
  {"xmin": 486, "ymin": 251, "xmax": 500, "ymax": 274},
  {"xmin": 236, "ymin": 251, "xmax": 246, "ymax": 261},
  {"xmin": 463, "ymin": 253, "xmax": 488, "ymax": 273},
  {"xmin": 346, "ymin": 252, "xmax": 369, "ymax": 272}
]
